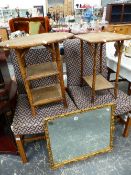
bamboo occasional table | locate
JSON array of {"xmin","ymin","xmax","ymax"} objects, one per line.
[
  {"xmin": 75, "ymin": 32, "xmax": 131, "ymax": 101},
  {"xmin": 0, "ymin": 32, "xmax": 74, "ymax": 116}
]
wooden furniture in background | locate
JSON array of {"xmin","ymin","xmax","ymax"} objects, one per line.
[
  {"xmin": 106, "ymin": 3, "xmax": 131, "ymax": 24},
  {"xmin": 75, "ymin": 32, "xmax": 131, "ymax": 101},
  {"xmin": 9, "ymin": 17, "xmax": 51, "ymax": 33},
  {"xmin": 0, "ymin": 32, "xmax": 74, "ymax": 116},
  {"xmin": 105, "ymin": 24, "xmax": 131, "ymax": 35},
  {"xmin": 0, "ymin": 28, "xmax": 9, "ymax": 41}
]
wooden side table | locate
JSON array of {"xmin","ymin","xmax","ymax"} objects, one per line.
[
  {"xmin": 0, "ymin": 32, "xmax": 74, "ymax": 116},
  {"xmin": 75, "ymin": 32, "xmax": 131, "ymax": 101}
]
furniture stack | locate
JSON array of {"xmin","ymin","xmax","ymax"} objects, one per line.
[
  {"xmin": 0, "ymin": 32, "xmax": 73, "ymax": 116},
  {"xmin": 0, "ymin": 31, "xmax": 131, "ymax": 166}
]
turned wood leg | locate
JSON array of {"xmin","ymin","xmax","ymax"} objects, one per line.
[
  {"xmin": 54, "ymin": 42, "xmax": 67, "ymax": 108},
  {"xmin": 15, "ymin": 49, "xmax": 36, "ymax": 116},
  {"xmin": 114, "ymin": 40, "xmax": 124, "ymax": 98},
  {"xmin": 100, "ymin": 43, "xmax": 103, "ymax": 74},
  {"xmin": 123, "ymin": 116, "xmax": 131, "ymax": 137},
  {"xmin": 92, "ymin": 43, "xmax": 98, "ymax": 102},
  {"xmin": 15, "ymin": 135, "xmax": 28, "ymax": 163}
]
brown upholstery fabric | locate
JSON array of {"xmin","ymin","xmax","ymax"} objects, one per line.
[
  {"xmin": 39, "ymin": 23, "xmax": 46, "ymax": 33},
  {"xmin": 14, "ymin": 21, "xmax": 29, "ymax": 33}
]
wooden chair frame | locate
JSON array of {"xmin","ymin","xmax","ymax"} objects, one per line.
[
  {"xmin": 123, "ymin": 114, "xmax": 131, "ymax": 137},
  {"xmin": 0, "ymin": 28, "xmax": 9, "ymax": 41}
]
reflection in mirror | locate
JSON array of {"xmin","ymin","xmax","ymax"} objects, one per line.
[{"xmin": 44, "ymin": 104, "xmax": 115, "ymax": 169}]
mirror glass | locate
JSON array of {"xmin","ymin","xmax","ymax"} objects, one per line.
[{"xmin": 46, "ymin": 105, "xmax": 113, "ymax": 168}]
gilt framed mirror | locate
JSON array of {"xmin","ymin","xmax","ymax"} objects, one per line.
[{"xmin": 44, "ymin": 103, "xmax": 115, "ymax": 169}]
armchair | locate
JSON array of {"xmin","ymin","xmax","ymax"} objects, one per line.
[{"xmin": 9, "ymin": 17, "xmax": 51, "ymax": 34}]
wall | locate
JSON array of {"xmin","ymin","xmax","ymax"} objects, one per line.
[{"xmin": 0, "ymin": 0, "xmax": 47, "ymax": 16}]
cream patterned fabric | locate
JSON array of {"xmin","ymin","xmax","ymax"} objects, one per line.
[
  {"xmin": 11, "ymin": 93, "xmax": 77, "ymax": 135},
  {"xmin": 68, "ymin": 86, "xmax": 131, "ymax": 116}
]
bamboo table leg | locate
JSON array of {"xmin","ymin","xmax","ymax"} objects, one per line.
[
  {"xmin": 80, "ymin": 40, "xmax": 84, "ymax": 86},
  {"xmin": 92, "ymin": 43, "xmax": 98, "ymax": 102},
  {"xmin": 54, "ymin": 42, "xmax": 67, "ymax": 108},
  {"xmin": 47, "ymin": 43, "xmax": 56, "ymax": 62},
  {"xmin": 15, "ymin": 49, "xmax": 36, "ymax": 116},
  {"xmin": 100, "ymin": 43, "xmax": 104, "ymax": 73},
  {"xmin": 114, "ymin": 40, "xmax": 124, "ymax": 98}
]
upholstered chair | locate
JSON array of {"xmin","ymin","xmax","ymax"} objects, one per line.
[
  {"xmin": 63, "ymin": 39, "xmax": 131, "ymax": 121},
  {"xmin": 9, "ymin": 17, "xmax": 51, "ymax": 34},
  {"xmin": 10, "ymin": 46, "xmax": 77, "ymax": 163}
]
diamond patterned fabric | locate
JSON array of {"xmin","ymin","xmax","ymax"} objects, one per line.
[{"xmin": 11, "ymin": 93, "xmax": 77, "ymax": 135}]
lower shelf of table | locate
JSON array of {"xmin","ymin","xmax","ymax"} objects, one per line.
[
  {"xmin": 83, "ymin": 74, "xmax": 114, "ymax": 91},
  {"xmin": 31, "ymin": 84, "xmax": 63, "ymax": 106}
]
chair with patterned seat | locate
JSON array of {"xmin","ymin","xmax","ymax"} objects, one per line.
[
  {"xmin": 10, "ymin": 46, "xmax": 77, "ymax": 163},
  {"xmin": 63, "ymin": 39, "xmax": 131, "ymax": 128}
]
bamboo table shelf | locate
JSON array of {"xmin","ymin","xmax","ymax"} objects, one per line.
[
  {"xmin": 0, "ymin": 32, "xmax": 74, "ymax": 116},
  {"xmin": 75, "ymin": 32, "xmax": 131, "ymax": 101}
]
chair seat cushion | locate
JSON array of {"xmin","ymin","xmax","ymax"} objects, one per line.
[
  {"xmin": 68, "ymin": 86, "xmax": 131, "ymax": 116},
  {"xmin": 11, "ymin": 93, "xmax": 77, "ymax": 135}
]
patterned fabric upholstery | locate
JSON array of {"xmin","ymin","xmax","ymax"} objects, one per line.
[
  {"xmin": 11, "ymin": 93, "xmax": 77, "ymax": 135},
  {"xmin": 68, "ymin": 86, "xmax": 131, "ymax": 116},
  {"xmin": 10, "ymin": 46, "xmax": 58, "ymax": 94},
  {"xmin": 63, "ymin": 39, "xmax": 107, "ymax": 87}
]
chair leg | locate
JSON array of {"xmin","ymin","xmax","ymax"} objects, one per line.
[
  {"xmin": 107, "ymin": 67, "xmax": 113, "ymax": 81},
  {"xmin": 128, "ymin": 82, "xmax": 131, "ymax": 95},
  {"xmin": 123, "ymin": 117, "xmax": 131, "ymax": 137},
  {"xmin": 15, "ymin": 135, "xmax": 28, "ymax": 163}
]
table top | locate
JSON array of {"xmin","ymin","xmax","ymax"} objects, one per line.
[
  {"xmin": 75, "ymin": 32, "xmax": 131, "ymax": 43},
  {"xmin": 0, "ymin": 32, "xmax": 74, "ymax": 49}
]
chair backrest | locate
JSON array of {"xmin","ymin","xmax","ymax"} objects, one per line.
[
  {"xmin": 9, "ymin": 17, "xmax": 51, "ymax": 33},
  {"xmin": 63, "ymin": 39, "xmax": 107, "ymax": 87},
  {"xmin": 10, "ymin": 47, "xmax": 58, "ymax": 94},
  {"xmin": 0, "ymin": 28, "xmax": 9, "ymax": 41}
]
